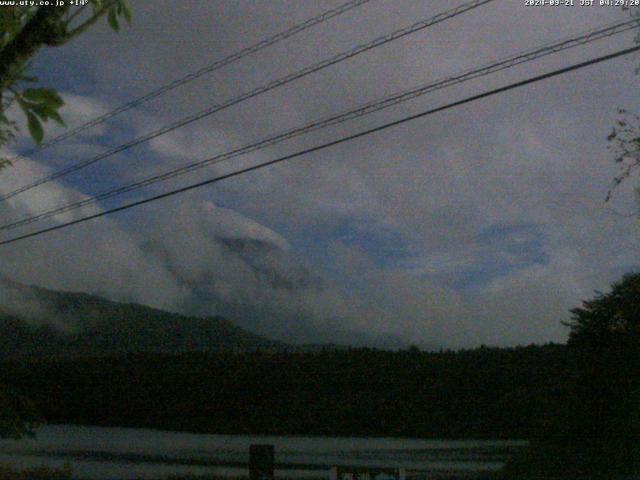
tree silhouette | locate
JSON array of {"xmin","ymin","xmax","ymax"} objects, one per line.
[
  {"xmin": 565, "ymin": 272, "xmax": 640, "ymax": 347},
  {"xmin": 564, "ymin": 273, "xmax": 640, "ymax": 474},
  {"xmin": 505, "ymin": 273, "xmax": 640, "ymax": 479}
]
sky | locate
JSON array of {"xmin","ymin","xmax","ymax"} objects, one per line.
[{"xmin": 0, "ymin": 0, "xmax": 639, "ymax": 349}]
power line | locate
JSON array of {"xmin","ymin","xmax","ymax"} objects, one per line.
[
  {"xmin": 3, "ymin": 17, "xmax": 637, "ymax": 232},
  {"xmin": 0, "ymin": 0, "xmax": 494, "ymax": 203},
  {"xmin": 2, "ymin": 43, "xmax": 638, "ymax": 247},
  {"xmin": 5, "ymin": 0, "xmax": 374, "ymax": 163}
]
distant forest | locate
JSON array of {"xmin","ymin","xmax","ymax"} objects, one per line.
[{"xmin": 0, "ymin": 344, "xmax": 570, "ymax": 439}]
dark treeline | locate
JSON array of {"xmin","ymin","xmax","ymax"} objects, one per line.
[{"xmin": 0, "ymin": 343, "xmax": 569, "ymax": 439}]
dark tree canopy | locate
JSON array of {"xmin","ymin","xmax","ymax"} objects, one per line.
[
  {"xmin": 564, "ymin": 272, "xmax": 640, "ymax": 348},
  {"xmin": 504, "ymin": 273, "xmax": 640, "ymax": 478}
]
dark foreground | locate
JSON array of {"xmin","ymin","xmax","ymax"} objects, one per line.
[{"xmin": 0, "ymin": 345, "xmax": 567, "ymax": 439}]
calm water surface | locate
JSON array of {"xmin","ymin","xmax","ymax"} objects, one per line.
[{"xmin": 0, "ymin": 425, "xmax": 527, "ymax": 479}]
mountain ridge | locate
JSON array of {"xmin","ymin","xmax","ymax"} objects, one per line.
[{"xmin": 0, "ymin": 278, "xmax": 284, "ymax": 358}]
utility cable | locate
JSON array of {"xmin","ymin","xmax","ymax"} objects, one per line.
[
  {"xmin": 1, "ymin": 43, "xmax": 638, "ymax": 246},
  {"xmin": 5, "ymin": 0, "xmax": 374, "ymax": 163},
  {"xmin": 0, "ymin": 0, "xmax": 494, "ymax": 203},
  {"xmin": 2, "ymin": 17, "xmax": 637, "ymax": 232}
]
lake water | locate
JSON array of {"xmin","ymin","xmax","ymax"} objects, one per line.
[{"xmin": 0, "ymin": 425, "xmax": 527, "ymax": 480}]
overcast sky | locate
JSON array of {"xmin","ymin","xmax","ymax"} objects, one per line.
[{"xmin": 0, "ymin": 0, "xmax": 639, "ymax": 348}]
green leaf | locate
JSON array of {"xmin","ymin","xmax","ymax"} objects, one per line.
[
  {"xmin": 26, "ymin": 111, "xmax": 43, "ymax": 144},
  {"xmin": 0, "ymin": 158, "xmax": 12, "ymax": 170},
  {"xmin": 91, "ymin": 0, "xmax": 105, "ymax": 14},
  {"xmin": 31, "ymin": 103, "xmax": 65, "ymax": 126},
  {"xmin": 15, "ymin": 96, "xmax": 30, "ymax": 115},
  {"xmin": 48, "ymin": 109, "xmax": 65, "ymax": 126},
  {"xmin": 22, "ymin": 88, "xmax": 63, "ymax": 108},
  {"xmin": 120, "ymin": 0, "xmax": 132, "ymax": 24},
  {"xmin": 30, "ymin": 104, "xmax": 49, "ymax": 121},
  {"xmin": 108, "ymin": 8, "xmax": 119, "ymax": 31}
]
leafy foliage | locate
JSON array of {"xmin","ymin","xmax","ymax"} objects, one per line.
[
  {"xmin": 0, "ymin": 7, "xmax": 36, "ymax": 51},
  {"xmin": 14, "ymin": 87, "xmax": 65, "ymax": 145},
  {"xmin": 92, "ymin": 0, "xmax": 132, "ymax": 33},
  {"xmin": 604, "ymin": 7, "xmax": 640, "ymax": 210},
  {"xmin": 605, "ymin": 109, "xmax": 640, "ymax": 207},
  {"xmin": 565, "ymin": 271, "xmax": 640, "ymax": 346},
  {"xmin": 0, "ymin": 1, "xmax": 131, "ymax": 166}
]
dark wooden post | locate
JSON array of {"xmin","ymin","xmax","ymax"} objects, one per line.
[{"xmin": 250, "ymin": 444, "xmax": 275, "ymax": 480}]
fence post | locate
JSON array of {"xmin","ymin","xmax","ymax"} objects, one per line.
[
  {"xmin": 330, "ymin": 466, "xmax": 338, "ymax": 480},
  {"xmin": 250, "ymin": 444, "xmax": 275, "ymax": 480}
]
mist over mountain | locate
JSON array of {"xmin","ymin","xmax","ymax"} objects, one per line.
[
  {"xmin": 144, "ymin": 234, "xmax": 409, "ymax": 349},
  {"xmin": 0, "ymin": 277, "xmax": 282, "ymax": 358}
]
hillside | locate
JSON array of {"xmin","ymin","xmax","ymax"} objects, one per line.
[{"xmin": 0, "ymin": 278, "xmax": 282, "ymax": 358}]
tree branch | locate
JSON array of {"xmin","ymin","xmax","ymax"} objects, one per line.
[
  {"xmin": 0, "ymin": 6, "xmax": 70, "ymax": 92},
  {"xmin": 50, "ymin": 1, "xmax": 116, "ymax": 46},
  {"xmin": 66, "ymin": 3, "xmax": 89, "ymax": 26}
]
